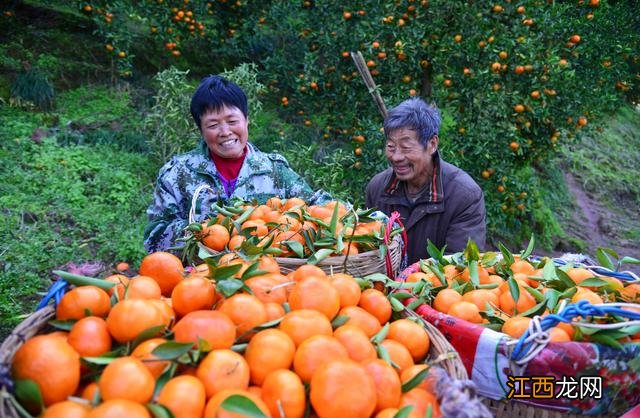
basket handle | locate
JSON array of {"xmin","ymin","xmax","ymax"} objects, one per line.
[
  {"xmin": 384, "ymin": 211, "xmax": 407, "ymax": 279},
  {"xmin": 189, "ymin": 184, "xmax": 215, "ymax": 225}
]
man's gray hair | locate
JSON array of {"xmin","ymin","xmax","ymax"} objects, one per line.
[{"xmin": 384, "ymin": 98, "xmax": 441, "ymax": 147}]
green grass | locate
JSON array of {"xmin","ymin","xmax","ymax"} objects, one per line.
[{"xmin": 0, "ymin": 102, "xmax": 156, "ymax": 339}]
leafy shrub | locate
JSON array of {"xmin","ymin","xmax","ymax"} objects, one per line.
[
  {"xmin": 10, "ymin": 68, "xmax": 55, "ymax": 110},
  {"xmin": 143, "ymin": 67, "xmax": 199, "ymax": 164}
]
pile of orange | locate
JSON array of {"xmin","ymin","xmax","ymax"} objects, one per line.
[
  {"xmin": 12, "ymin": 251, "xmax": 443, "ymax": 418},
  {"xmin": 405, "ymin": 254, "xmax": 640, "ymax": 343},
  {"xmin": 193, "ymin": 197, "xmax": 388, "ymax": 259}
]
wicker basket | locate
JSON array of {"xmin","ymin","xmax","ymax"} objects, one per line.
[
  {"xmin": 482, "ymin": 399, "xmax": 617, "ymax": 418},
  {"xmin": 0, "ymin": 306, "xmax": 56, "ymax": 418}
]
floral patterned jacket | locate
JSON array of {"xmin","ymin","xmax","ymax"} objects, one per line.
[{"xmin": 144, "ymin": 140, "xmax": 331, "ymax": 253}]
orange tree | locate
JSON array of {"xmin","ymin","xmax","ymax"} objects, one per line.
[{"xmin": 81, "ymin": 0, "xmax": 639, "ymax": 246}]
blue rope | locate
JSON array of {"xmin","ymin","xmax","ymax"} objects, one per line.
[
  {"xmin": 511, "ymin": 300, "xmax": 640, "ymax": 361},
  {"xmin": 35, "ymin": 279, "xmax": 69, "ymax": 310}
]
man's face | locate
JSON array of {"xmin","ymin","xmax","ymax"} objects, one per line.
[
  {"xmin": 200, "ymin": 105, "xmax": 249, "ymax": 159},
  {"xmin": 385, "ymin": 127, "xmax": 437, "ymax": 185}
]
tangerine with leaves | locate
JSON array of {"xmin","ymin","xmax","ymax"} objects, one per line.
[
  {"xmin": 244, "ymin": 275, "xmax": 287, "ymax": 304},
  {"xmin": 12, "ymin": 334, "xmax": 81, "ymax": 406},
  {"xmin": 106, "ymin": 299, "xmax": 169, "ymax": 343},
  {"xmin": 399, "ymin": 387, "xmax": 441, "ymax": 418},
  {"xmin": 279, "ymin": 309, "xmax": 333, "ymax": 346},
  {"xmin": 56, "ymin": 285, "xmax": 111, "ymax": 320},
  {"xmin": 566, "ymin": 268, "xmax": 596, "ymax": 285},
  {"xmin": 462, "ymin": 289, "xmax": 499, "ymax": 312},
  {"xmin": 310, "ymin": 359, "xmax": 377, "ymax": 418},
  {"xmin": 203, "ymin": 389, "xmax": 270, "ymax": 418},
  {"xmin": 218, "ymin": 293, "xmax": 268, "ymax": 338},
  {"xmin": 139, "ymin": 251, "xmax": 184, "ymax": 297},
  {"xmin": 339, "ymin": 305, "xmax": 382, "ymax": 338},
  {"xmin": 380, "ymin": 339, "xmax": 414, "ymax": 373},
  {"xmin": 386, "ymin": 318, "xmax": 431, "ymax": 362},
  {"xmin": 501, "ymin": 316, "xmax": 532, "ymax": 338},
  {"xmin": 118, "ymin": 276, "xmax": 162, "ymax": 301},
  {"xmin": 201, "ymin": 223, "xmax": 230, "ymax": 251},
  {"xmin": 293, "ymin": 335, "xmax": 349, "ymax": 383},
  {"xmin": 333, "ymin": 324, "xmax": 377, "ymax": 363},
  {"xmin": 171, "ymin": 276, "xmax": 217, "ymax": 317},
  {"xmin": 291, "ymin": 264, "xmax": 327, "ymax": 282},
  {"xmin": 264, "ymin": 302, "xmax": 286, "ymax": 321},
  {"xmin": 401, "ymin": 364, "xmax": 437, "ymax": 393},
  {"xmin": 261, "ymin": 369, "xmax": 306, "ymax": 418},
  {"xmin": 67, "ymin": 316, "xmax": 112, "ymax": 358},
  {"xmin": 288, "ymin": 276, "xmax": 340, "ymax": 319},
  {"xmin": 156, "ymin": 375, "xmax": 206, "ymax": 418},
  {"xmin": 362, "ymin": 358, "xmax": 402, "ymax": 413},
  {"xmin": 196, "ymin": 349, "xmax": 250, "ymax": 398},
  {"xmin": 99, "ymin": 356, "xmax": 155, "ymax": 404},
  {"xmin": 131, "ymin": 337, "xmax": 171, "ymax": 379},
  {"xmin": 172, "ymin": 310, "xmax": 236, "ymax": 351},
  {"xmin": 358, "ymin": 288, "xmax": 392, "ymax": 325},
  {"xmin": 448, "ymin": 301, "xmax": 483, "ymax": 323},
  {"xmin": 499, "ymin": 285, "xmax": 536, "ymax": 316},
  {"xmin": 245, "ymin": 328, "xmax": 296, "ymax": 385}
]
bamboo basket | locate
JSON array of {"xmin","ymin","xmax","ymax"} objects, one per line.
[{"xmin": 0, "ymin": 306, "xmax": 56, "ymax": 418}]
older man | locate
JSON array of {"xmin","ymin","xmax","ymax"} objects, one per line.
[{"xmin": 366, "ymin": 97, "xmax": 486, "ymax": 263}]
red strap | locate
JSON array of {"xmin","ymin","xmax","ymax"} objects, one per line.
[{"xmin": 383, "ymin": 211, "xmax": 407, "ymax": 279}]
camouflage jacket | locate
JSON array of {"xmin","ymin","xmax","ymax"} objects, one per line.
[{"xmin": 144, "ymin": 141, "xmax": 332, "ymax": 253}]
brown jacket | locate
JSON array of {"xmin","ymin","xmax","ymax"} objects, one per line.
[{"xmin": 365, "ymin": 155, "xmax": 486, "ymax": 264}]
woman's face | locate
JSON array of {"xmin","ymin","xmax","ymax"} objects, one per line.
[
  {"xmin": 200, "ymin": 105, "xmax": 249, "ymax": 159},
  {"xmin": 385, "ymin": 127, "xmax": 437, "ymax": 190}
]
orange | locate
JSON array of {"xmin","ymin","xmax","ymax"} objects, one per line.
[
  {"xmin": 375, "ymin": 409, "xmax": 400, "ymax": 418},
  {"xmin": 571, "ymin": 287, "xmax": 604, "ymax": 305},
  {"xmin": 400, "ymin": 364, "xmax": 436, "ymax": 393},
  {"xmin": 549, "ymin": 327, "xmax": 571, "ymax": 342},
  {"xmin": 196, "ymin": 349, "xmax": 250, "ymax": 398},
  {"xmin": 245, "ymin": 329, "xmax": 296, "ymax": 385},
  {"xmin": 156, "ymin": 375, "xmax": 206, "ymax": 418},
  {"xmin": 338, "ymin": 305, "xmax": 382, "ymax": 338},
  {"xmin": 139, "ymin": 251, "xmax": 184, "ymax": 296},
  {"xmin": 407, "ymin": 271, "xmax": 442, "ymax": 287},
  {"xmin": 293, "ymin": 335, "xmax": 349, "ymax": 383},
  {"xmin": 104, "ymin": 274, "xmax": 130, "ymax": 298},
  {"xmin": 171, "ymin": 277, "xmax": 216, "ymax": 317},
  {"xmin": 621, "ymin": 283, "xmax": 640, "ymax": 301},
  {"xmin": 264, "ymin": 302, "xmax": 286, "ymax": 321},
  {"xmin": 443, "ymin": 264, "xmax": 461, "ymax": 282},
  {"xmin": 358, "ymin": 288, "xmax": 392, "ymax": 325},
  {"xmin": 247, "ymin": 385, "xmax": 262, "ymax": 398},
  {"xmin": 131, "ymin": 337, "xmax": 170, "ymax": 379},
  {"xmin": 460, "ymin": 266, "xmax": 490, "ymax": 284},
  {"xmin": 329, "ymin": 273, "xmax": 362, "ymax": 307},
  {"xmin": 333, "ymin": 324, "xmax": 377, "ymax": 363},
  {"xmin": 362, "ymin": 358, "xmax": 402, "ymax": 413},
  {"xmin": 379, "ymin": 339, "xmax": 414, "ymax": 373},
  {"xmin": 87, "ymin": 399, "xmax": 151, "ymax": 418},
  {"xmin": 244, "ymin": 276, "xmax": 287, "ymax": 304},
  {"xmin": 80, "ymin": 382, "xmax": 99, "ymax": 402},
  {"xmin": 99, "ymin": 356, "xmax": 155, "ymax": 403},
  {"xmin": 291, "ymin": 264, "xmax": 327, "ymax": 282},
  {"xmin": 282, "ymin": 197, "xmax": 307, "ymax": 210},
  {"xmin": 433, "ymin": 289, "xmax": 463, "ymax": 314},
  {"xmin": 120, "ymin": 275, "xmax": 163, "ymax": 300},
  {"xmin": 261, "ymin": 369, "xmax": 306, "ymax": 418},
  {"xmin": 501, "ymin": 316, "xmax": 532, "ymax": 339},
  {"xmin": 258, "ymin": 255, "xmax": 281, "ymax": 274},
  {"xmin": 279, "ymin": 309, "xmax": 333, "ymax": 347},
  {"xmin": 106, "ymin": 299, "xmax": 168, "ymax": 343},
  {"xmin": 310, "ymin": 359, "xmax": 377, "ymax": 418},
  {"xmin": 12, "ymin": 334, "xmax": 80, "ymax": 406},
  {"xmin": 185, "ymin": 264, "xmax": 209, "ymax": 280},
  {"xmin": 499, "ymin": 286, "xmax": 536, "ymax": 316},
  {"xmin": 266, "ymin": 196, "xmax": 283, "ymax": 210},
  {"xmin": 448, "ymin": 301, "xmax": 483, "ymax": 323},
  {"xmin": 67, "ymin": 316, "xmax": 112, "ymax": 358},
  {"xmin": 218, "ymin": 293, "xmax": 268, "ymax": 338},
  {"xmin": 566, "ymin": 268, "xmax": 595, "ymax": 285},
  {"xmin": 240, "ymin": 219, "xmax": 268, "ymax": 237},
  {"xmin": 510, "ymin": 259, "xmax": 536, "ymax": 276},
  {"xmin": 203, "ymin": 389, "xmax": 270, "ymax": 418},
  {"xmin": 386, "ymin": 319, "xmax": 431, "ymax": 362},
  {"xmin": 56, "ymin": 285, "xmax": 111, "ymax": 320},
  {"xmin": 227, "ymin": 234, "xmax": 246, "ymax": 250},
  {"xmin": 399, "ymin": 388, "xmax": 441, "ymax": 418},
  {"xmin": 556, "ymin": 321, "xmax": 575, "ymax": 340},
  {"xmin": 462, "ymin": 289, "xmax": 499, "ymax": 312},
  {"xmin": 41, "ymin": 400, "xmax": 90, "ymax": 418},
  {"xmin": 172, "ymin": 310, "xmax": 236, "ymax": 351},
  {"xmin": 201, "ymin": 223, "xmax": 230, "ymax": 251},
  {"xmin": 288, "ymin": 277, "xmax": 341, "ymax": 319}
]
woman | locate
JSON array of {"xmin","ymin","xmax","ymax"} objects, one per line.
[{"xmin": 144, "ymin": 75, "xmax": 330, "ymax": 253}]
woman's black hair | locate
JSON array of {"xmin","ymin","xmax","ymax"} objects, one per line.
[{"xmin": 190, "ymin": 75, "xmax": 248, "ymax": 129}]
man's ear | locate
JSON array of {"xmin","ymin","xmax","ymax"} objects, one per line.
[{"xmin": 430, "ymin": 134, "xmax": 439, "ymax": 154}]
